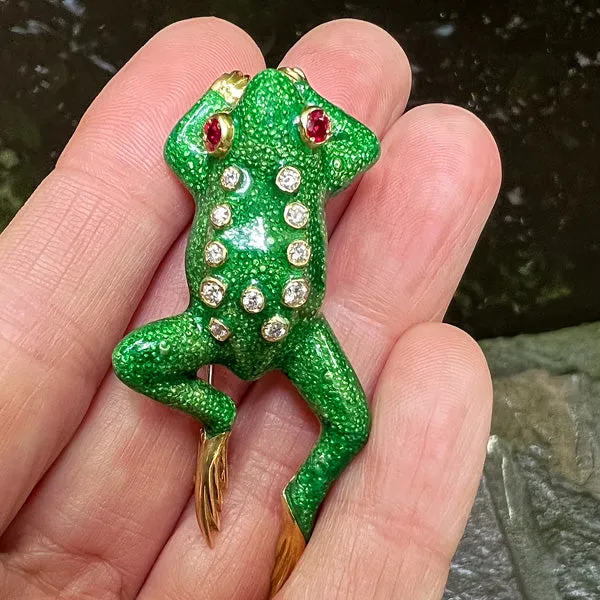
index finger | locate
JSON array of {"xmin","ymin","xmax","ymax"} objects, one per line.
[{"xmin": 0, "ymin": 17, "xmax": 265, "ymax": 533}]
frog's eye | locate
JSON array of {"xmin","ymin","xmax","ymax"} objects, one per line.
[
  {"xmin": 203, "ymin": 113, "xmax": 234, "ymax": 158},
  {"xmin": 299, "ymin": 106, "xmax": 332, "ymax": 148}
]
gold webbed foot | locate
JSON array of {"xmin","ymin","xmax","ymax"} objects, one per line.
[
  {"xmin": 269, "ymin": 495, "xmax": 307, "ymax": 598},
  {"xmin": 195, "ymin": 430, "xmax": 231, "ymax": 547}
]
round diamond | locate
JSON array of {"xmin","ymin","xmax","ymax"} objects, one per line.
[
  {"xmin": 209, "ymin": 317, "xmax": 230, "ymax": 341},
  {"xmin": 203, "ymin": 117, "xmax": 222, "ymax": 152},
  {"xmin": 287, "ymin": 240, "xmax": 311, "ymax": 267},
  {"xmin": 261, "ymin": 315, "xmax": 290, "ymax": 342},
  {"xmin": 221, "ymin": 165, "xmax": 241, "ymax": 190},
  {"xmin": 241, "ymin": 286, "xmax": 265, "ymax": 313},
  {"xmin": 276, "ymin": 166, "xmax": 301, "ymax": 193},
  {"xmin": 204, "ymin": 241, "xmax": 227, "ymax": 267},
  {"xmin": 283, "ymin": 202, "xmax": 309, "ymax": 229},
  {"xmin": 199, "ymin": 277, "xmax": 226, "ymax": 307},
  {"xmin": 282, "ymin": 279, "xmax": 309, "ymax": 308},
  {"xmin": 210, "ymin": 204, "xmax": 232, "ymax": 228}
]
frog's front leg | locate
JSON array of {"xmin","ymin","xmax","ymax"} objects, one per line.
[
  {"xmin": 112, "ymin": 310, "xmax": 235, "ymax": 545},
  {"xmin": 271, "ymin": 315, "xmax": 371, "ymax": 596}
]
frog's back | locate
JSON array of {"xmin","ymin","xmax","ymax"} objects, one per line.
[
  {"xmin": 185, "ymin": 71, "xmax": 329, "ymax": 378},
  {"xmin": 164, "ymin": 68, "xmax": 380, "ymax": 380},
  {"xmin": 186, "ymin": 165, "xmax": 327, "ymax": 378}
]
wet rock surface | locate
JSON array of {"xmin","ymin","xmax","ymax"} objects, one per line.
[
  {"xmin": 446, "ymin": 323, "xmax": 600, "ymax": 599},
  {"xmin": 444, "ymin": 478, "xmax": 525, "ymax": 600}
]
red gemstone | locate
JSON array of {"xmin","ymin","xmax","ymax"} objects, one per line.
[
  {"xmin": 305, "ymin": 108, "xmax": 330, "ymax": 144},
  {"xmin": 204, "ymin": 117, "xmax": 222, "ymax": 152}
]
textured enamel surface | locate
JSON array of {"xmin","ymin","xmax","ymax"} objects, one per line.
[{"xmin": 112, "ymin": 68, "xmax": 380, "ymax": 540}]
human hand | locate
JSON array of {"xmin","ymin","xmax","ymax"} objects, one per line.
[{"xmin": 0, "ymin": 18, "xmax": 500, "ymax": 599}]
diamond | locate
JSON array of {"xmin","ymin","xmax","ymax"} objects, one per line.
[
  {"xmin": 282, "ymin": 279, "xmax": 309, "ymax": 308},
  {"xmin": 204, "ymin": 241, "xmax": 227, "ymax": 267},
  {"xmin": 287, "ymin": 240, "xmax": 311, "ymax": 267},
  {"xmin": 283, "ymin": 202, "xmax": 309, "ymax": 229},
  {"xmin": 209, "ymin": 317, "xmax": 231, "ymax": 341},
  {"xmin": 203, "ymin": 117, "xmax": 222, "ymax": 152},
  {"xmin": 199, "ymin": 277, "xmax": 226, "ymax": 307},
  {"xmin": 210, "ymin": 204, "xmax": 232, "ymax": 228},
  {"xmin": 261, "ymin": 315, "xmax": 290, "ymax": 342},
  {"xmin": 241, "ymin": 286, "xmax": 265, "ymax": 313},
  {"xmin": 276, "ymin": 166, "xmax": 301, "ymax": 193},
  {"xmin": 221, "ymin": 165, "xmax": 241, "ymax": 190}
]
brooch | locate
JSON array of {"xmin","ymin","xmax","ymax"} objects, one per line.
[{"xmin": 113, "ymin": 67, "xmax": 380, "ymax": 595}]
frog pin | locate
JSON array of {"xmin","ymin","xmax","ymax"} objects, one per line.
[{"xmin": 112, "ymin": 67, "xmax": 380, "ymax": 594}]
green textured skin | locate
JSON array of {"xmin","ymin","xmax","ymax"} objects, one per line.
[{"xmin": 113, "ymin": 68, "xmax": 380, "ymax": 539}]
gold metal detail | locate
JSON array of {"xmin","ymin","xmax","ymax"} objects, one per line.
[
  {"xmin": 210, "ymin": 71, "xmax": 250, "ymax": 106},
  {"xmin": 195, "ymin": 430, "xmax": 231, "ymax": 547},
  {"xmin": 269, "ymin": 495, "xmax": 307, "ymax": 598},
  {"xmin": 277, "ymin": 66, "xmax": 307, "ymax": 83}
]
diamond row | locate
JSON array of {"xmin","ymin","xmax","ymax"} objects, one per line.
[
  {"xmin": 209, "ymin": 315, "xmax": 290, "ymax": 343},
  {"xmin": 209, "ymin": 200, "xmax": 309, "ymax": 232},
  {"xmin": 204, "ymin": 235, "xmax": 310, "ymax": 270},
  {"xmin": 219, "ymin": 165, "xmax": 303, "ymax": 195},
  {"xmin": 200, "ymin": 277, "xmax": 309, "ymax": 343},
  {"xmin": 199, "ymin": 278, "xmax": 309, "ymax": 312}
]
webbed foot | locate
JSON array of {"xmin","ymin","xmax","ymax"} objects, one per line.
[
  {"xmin": 269, "ymin": 495, "xmax": 307, "ymax": 598},
  {"xmin": 195, "ymin": 430, "xmax": 231, "ymax": 547}
]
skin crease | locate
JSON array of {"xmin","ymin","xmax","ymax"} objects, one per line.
[{"xmin": 0, "ymin": 17, "xmax": 500, "ymax": 600}]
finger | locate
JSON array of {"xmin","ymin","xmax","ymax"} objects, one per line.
[
  {"xmin": 280, "ymin": 323, "xmax": 492, "ymax": 599},
  {"xmin": 0, "ymin": 17, "xmax": 265, "ymax": 535},
  {"xmin": 0, "ymin": 18, "xmax": 413, "ymax": 598},
  {"xmin": 281, "ymin": 18, "xmax": 412, "ymax": 229},
  {"xmin": 326, "ymin": 103, "xmax": 502, "ymax": 391},
  {"xmin": 138, "ymin": 107, "xmax": 500, "ymax": 598}
]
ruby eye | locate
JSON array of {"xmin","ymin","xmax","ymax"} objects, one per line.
[
  {"xmin": 203, "ymin": 113, "xmax": 234, "ymax": 157},
  {"xmin": 299, "ymin": 107, "xmax": 331, "ymax": 147}
]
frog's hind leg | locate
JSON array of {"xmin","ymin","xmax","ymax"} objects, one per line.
[
  {"xmin": 270, "ymin": 316, "xmax": 371, "ymax": 596},
  {"xmin": 112, "ymin": 310, "xmax": 235, "ymax": 546}
]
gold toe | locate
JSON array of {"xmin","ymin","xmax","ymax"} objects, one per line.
[
  {"xmin": 270, "ymin": 495, "xmax": 307, "ymax": 598},
  {"xmin": 195, "ymin": 430, "xmax": 230, "ymax": 547}
]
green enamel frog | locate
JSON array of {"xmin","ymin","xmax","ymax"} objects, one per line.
[{"xmin": 112, "ymin": 67, "xmax": 380, "ymax": 594}]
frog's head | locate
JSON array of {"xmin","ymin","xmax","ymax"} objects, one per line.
[{"xmin": 211, "ymin": 68, "xmax": 380, "ymax": 196}]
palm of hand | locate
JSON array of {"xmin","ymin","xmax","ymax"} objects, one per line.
[{"xmin": 0, "ymin": 18, "xmax": 500, "ymax": 600}]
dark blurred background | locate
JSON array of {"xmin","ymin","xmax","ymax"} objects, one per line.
[{"xmin": 2, "ymin": 0, "xmax": 599, "ymax": 339}]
